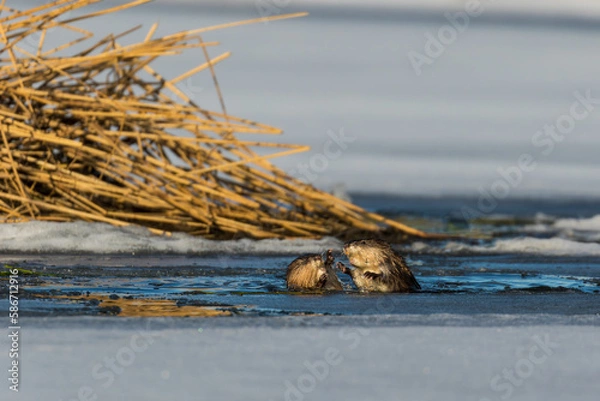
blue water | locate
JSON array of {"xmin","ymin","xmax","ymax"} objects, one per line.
[{"xmin": 6, "ymin": 195, "xmax": 599, "ymax": 317}]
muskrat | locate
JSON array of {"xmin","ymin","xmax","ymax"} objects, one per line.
[
  {"xmin": 286, "ymin": 249, "xmax": 343, "ymax": 291},
  {"xmin": 336, "ymin": 239, "xmax": 421, "ymax": 293}
]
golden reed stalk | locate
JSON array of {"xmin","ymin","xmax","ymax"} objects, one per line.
[{"xmin": 0, "ymin": 0, "xmax": 442, "ymax": 240}]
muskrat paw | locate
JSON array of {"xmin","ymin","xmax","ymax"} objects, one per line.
[
  {"xmin": 324, "ymin": 249, "xmax": 335, "ymax": 266},
  {"xmin": 363, "ymin": 271, "xmax": 383, "ymax": 281},
  {"xmin": 336, "ymin": 262, "xmax": 352, "ymax": 275},
  {"xmin": 317, "ymin": 273, "xmax": 328, "ymax": 288}
]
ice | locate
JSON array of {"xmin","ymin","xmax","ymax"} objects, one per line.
[
  {"xmin": 409, "ymin": 237, "xmax": 600, "ymax": 256},
  {"xmin": 0, "ymin": 221, "xmax": 341, "ymax": 254},
  {"xmin": 2, "ymin": 220, "xmax": 599, "ymax": 256},
  {"xmin": 521, "ymin": 215, "xmax": 600, "ymax": 242},
  {"xmin": 3, "ymin": 317, "xmax": 598, "ymax": 401},
  {"xmin": 475, "ymin": 237, "xmax": 600, "ymax": 256},
  {"xmin": 554, "ymin": 215, "xmax": 600, "ymax": 232}
]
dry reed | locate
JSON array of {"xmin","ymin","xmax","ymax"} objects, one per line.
[{"xmin": 0, "ymin": 0, "xmax": 442, "ymax": 240}]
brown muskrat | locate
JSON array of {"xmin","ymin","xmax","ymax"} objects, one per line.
[
  {"xmin": 286, "ymin": 249, "xmax": 343, "ymax": 291},
  {"xmin": 336, "ymin": 239, "xmax": 421, "ymax": 293}
]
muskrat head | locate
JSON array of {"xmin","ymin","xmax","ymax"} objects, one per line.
[
  {"xmin": 343, "ymin": 239, "xmax": 391, "ymax": 270},
  {"xmin": 305, "ymin": 254, "xmax": 325, "ymax": 269},
  {"xmin": 288, "ymin": 254, "xmax": 324, "ymax": 273},
  {"xmin": 286, "ymin": 253, "xmax": 328, "ymax": 290}
]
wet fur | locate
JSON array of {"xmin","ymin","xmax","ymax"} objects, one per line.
[
  {"xmin": 286, "ymin": 250, "xmax": 343, "ymax": 291},
  {"xmin": 338, "ymin": 239, "xmax": 421, "ymax": 293}
]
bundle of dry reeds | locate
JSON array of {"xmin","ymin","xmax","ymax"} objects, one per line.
[{"xmin": 0, "ymin": 0, "xmax": 437, "ymax": 239}]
